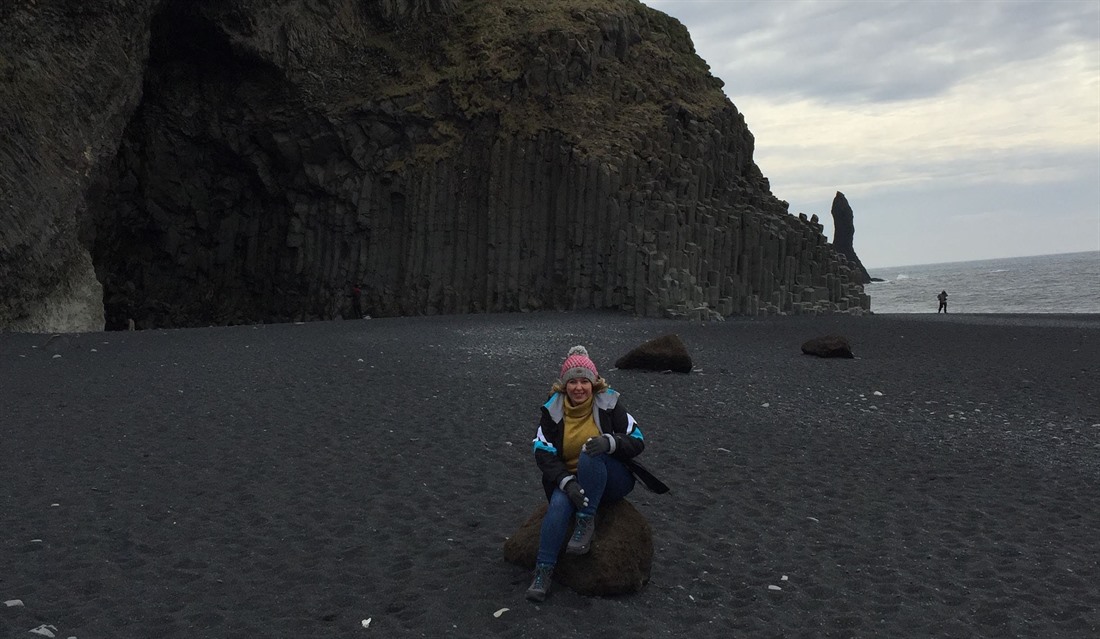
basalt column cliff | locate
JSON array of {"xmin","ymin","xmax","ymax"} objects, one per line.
[{"xmin": 0, "ymin": 0, "xmax": 869, "ymax": 331}]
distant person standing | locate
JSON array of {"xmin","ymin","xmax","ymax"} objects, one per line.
[
  {"xmin": 937, "ymin": 290, "xmax": 948, "ymax": 313},
  {"xmin": 350, "ymin": 284, "xmax": 364, "ymax": 318}
]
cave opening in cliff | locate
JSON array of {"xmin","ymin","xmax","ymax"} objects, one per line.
[
  {"xmin": 90, "ymin": 1, "xmax": 295, "ymax": 330},
  {"xmin": 149, "ymin": 2, "xmax": 244, "ymax": 79}
]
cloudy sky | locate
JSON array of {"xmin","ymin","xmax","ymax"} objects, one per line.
[{"xmin": 639, "ymin": 0, "xmax": 1100, "ymax": 269}]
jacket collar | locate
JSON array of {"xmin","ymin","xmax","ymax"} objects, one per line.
[{"xmin": 544, "ymin": 388, "xmax": 619, "ymax": 422}]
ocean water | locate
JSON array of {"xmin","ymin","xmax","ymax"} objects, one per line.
[{"xmin": 865, "ymin": 251, "xmax": 1100, "ymax": 314}]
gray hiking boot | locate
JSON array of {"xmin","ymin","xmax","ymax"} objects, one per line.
[
  {"xmin": 526, "ymin": 563, "xmax": 554, "ymax": 602},
  {"xmin": 566, "ymin": 513, "xmax": 596, "ymax": 555}
]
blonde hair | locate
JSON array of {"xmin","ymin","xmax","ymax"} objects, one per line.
[{"xmin": 550, "ymin": 376, "xmax": 609, "ymax": 396}]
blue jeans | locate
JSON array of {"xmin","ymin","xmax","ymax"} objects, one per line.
[{"xmin": 536, "ymin": 453, "xmax": 636, "ymax": 565}]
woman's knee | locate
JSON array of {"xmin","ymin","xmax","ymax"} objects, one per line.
[{"xmin": 577, "ymin": 451, "xmax": 602, "ymax": 470}]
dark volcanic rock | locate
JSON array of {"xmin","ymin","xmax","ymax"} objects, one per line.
[
  {"xmin": 2, "ymin": 0, "xmax": 871, "ymax": 331},
  {"xmin": 615, "ymin": 334, "xmax": 693, "ymax": 373},
  {"xmin": 801, "ymin": 335, "xmax": 854, "ymax": 358},
  {"xmin": 503, "ymin": 499, "xmax": 653, "ymax": 596},
  {"xmin": 0, "ymin": 0, "xmax": 157, "ymax": 332},
  {"xmin": 829, "ymin": 191, "xmax": 872, "ymax": 284}
]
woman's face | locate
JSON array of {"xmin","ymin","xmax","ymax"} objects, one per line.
[{"xmin": 565, "ymin": 377, "xmax": 593, "ymax": 405}]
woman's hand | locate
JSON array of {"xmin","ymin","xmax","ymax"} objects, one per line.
[
  {"xmin": 564, "ymin": 480, "xmax": 589, "ymax": 509},
  {"xmin": 583, "ymin": 434, "xmax": 612, "ymax": 456}
]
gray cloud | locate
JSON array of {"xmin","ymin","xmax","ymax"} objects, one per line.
[{"xmin": 645, "ymin": 0, "xmax": 1100, "ymax": 105}]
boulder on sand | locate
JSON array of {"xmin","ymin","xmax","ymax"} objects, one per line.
[
  {"xmin": 801, "ymin": 335, "xmax": 854, "ymax": 358},
  {"xmin": 503, "ymin": 499, "xmax": 653, "ymax": 596},
  {"xmin": 615, "ymin": 334, "xmax": 692, "ymax": 373}
]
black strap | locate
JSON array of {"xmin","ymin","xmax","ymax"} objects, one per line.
[{"xmin": 626, "ymin": 459, "xmax": 670, "ymax": 494}]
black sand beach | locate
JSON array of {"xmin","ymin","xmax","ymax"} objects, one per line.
[{"xmin": 2, "ymin": 312, "xmax": 1098, "ymax": 638}]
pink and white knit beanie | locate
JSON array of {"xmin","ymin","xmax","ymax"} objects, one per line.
[{"xmin": 559, "ymin": 345, "xmax": 598, "ymax": 383}]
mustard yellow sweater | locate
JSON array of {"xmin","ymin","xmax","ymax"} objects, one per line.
[{"xmin": 561, "ymin": 395, "xmax": 600, "ymax": 473}]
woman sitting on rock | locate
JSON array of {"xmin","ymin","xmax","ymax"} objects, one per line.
[{"xmin": 526, "ymin": 345, "xmax": 647, "ymax": 602}]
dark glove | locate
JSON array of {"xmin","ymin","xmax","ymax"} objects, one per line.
[
  {"xmin": 583, "ymin": 434, "xmax": 613, "ymax": 456},
  {"xmin": 564, "ymin": 479, "xmax": 589, "ymax": 510}
]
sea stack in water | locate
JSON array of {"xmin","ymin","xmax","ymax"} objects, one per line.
[{"xmin": 829, "ymin": 192, "xmax": 872, "ymax": 284}]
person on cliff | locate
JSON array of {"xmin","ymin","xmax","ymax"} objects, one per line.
[
  {"xmin": 525, "ymin": 345, "xmax": 664, "ymax": 602},
  {"xmin": 937, "ymin": 290, "xmax": 948, "ymax": 313}
]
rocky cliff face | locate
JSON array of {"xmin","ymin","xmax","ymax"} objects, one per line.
[
  {"xmin": 1, "ymin": 0, "xmax": 869, "ymax": 331},
  {"xmin": 1, "ymin": 0, "xmax": 157, "ymax": 332}
]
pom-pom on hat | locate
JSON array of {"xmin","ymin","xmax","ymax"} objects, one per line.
[{"xmin": 560, "ymin": 345, "xmax": 598, "ymax": 383}]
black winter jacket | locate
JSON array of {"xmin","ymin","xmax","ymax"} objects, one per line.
[{"xmin": 532, "ymin": 388, "xmax": 645, "ymax": 500}]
